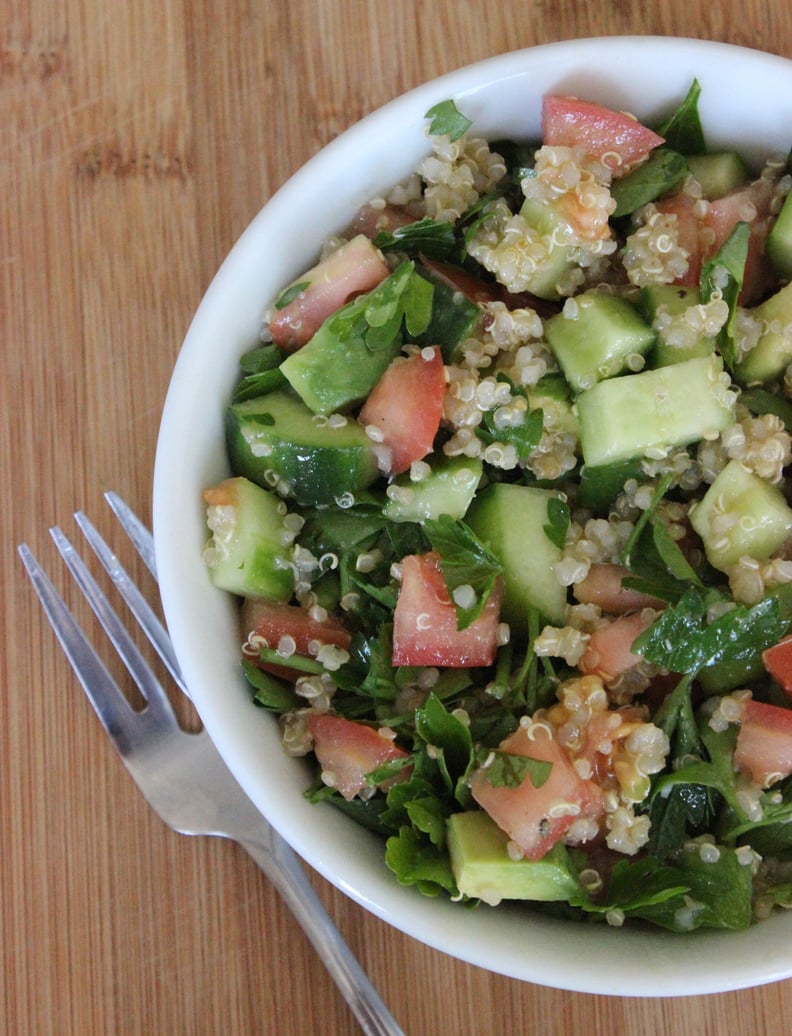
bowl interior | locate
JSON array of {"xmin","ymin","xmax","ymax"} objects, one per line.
[{"xmin": 153, "ymin": 36, "xmax": 792, "ymax": 995}]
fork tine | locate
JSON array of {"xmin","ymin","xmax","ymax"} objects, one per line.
[
  {"xmin": 74, "ymin": 509, "xmax": 190, "ymax": 699},
  {"xmin": 48, "ymin": 526, "xmax": 178, "ymax": 726},
  {"xmin": 104, "ymin": 490, "xmax": 157, "ymax": 580},
  {"xmin": 18, "ymin": 543, "xmax": 140, "ymax": 740}
]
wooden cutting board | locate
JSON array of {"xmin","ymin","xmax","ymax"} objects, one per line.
[{"xmin": 4, "ymin": 3, "xmax": 792, "ymax": 1033}]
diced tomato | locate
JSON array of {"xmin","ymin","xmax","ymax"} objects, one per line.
[
  {"xmin": 734, "ymin": 698, "xmax": 792, "ymax": 787},
  {"xmin": 268, "ymin": 235, "xmax": 390, "ymax": 351},
  {"xmin": 241, "ymin": 599, "xmax": 351, "ymax": 681},
  {"xmin": 392, "ymin": 551, "xmax": 503, "ymax": 667},
  {"xmin": 763, "ymin": 635, "xmax": 792, "ymax": 698},
  {"xmin": 471, "ymin": 725, "xmax": 603, "ymax": 860},
  {"xmin": 358, "ymin": 346, "xmax": 446, "ymax": 475},
  {"xmin": 573, "ymin": 563, "xmax": 666, "ymax": 614},
  {"xmin": 306, "ymin": 714, "xmax": 411, "ymax": 801},
  {"xmin": 578, "ymin": 611, "xmax": 653, "ymax": 684},
  {"xmin": 541, "ymin": 95, "xmax": 664, "ymax": 176},
  {"xmin": 656, "ymin": 179, "xmax": 775, "ymax": 303},
  {"xmin": 703, "ymin": 179, "xmax": 776, "ymax": 304}
]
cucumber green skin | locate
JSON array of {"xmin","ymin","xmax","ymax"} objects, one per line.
[
  {"xmin": 685, "ymin": 152, "xmax": 749, "ymax": 200},
  {"xmin": 204, "ymin": 476, "xmax": 293, "ymax": 600},
  {"xmin": 689, "ymin": 458, "xmax": 792, "ymax": 572},
  {"xmin": 226, "ymin": 391, "xmax": 379, "ymax": 507},
  {"xmin": 544, "ymin": 291, "xmax": 655, "ymax": 392},
  {"xmin": 576, "ymin": 355, "xmax": 735, "ymax": 467},
  {"xmin": 735, "ymin": 281, "xmax": 792, "ymax": 385},
  {"xmin": 279, "ymin": 321, "xmax": 403, "ymax": 415},
  {"xmin": 447, "ymin": 811, "xmax": 581, "ymax": 903},
  {"xmin": 383, "ymin": 455, "xmax": 482, "ymax": 523},
  {"xmin": 767, "ymin": 189, "xmax": 792, "ymax": 281},
  {"xmin": 465, "ymin": 483, "xmax": 567, "ymax": 631}
]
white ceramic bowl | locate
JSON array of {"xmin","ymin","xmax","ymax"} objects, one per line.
[{"xmin": 154, "ymin": 36, "xmax": 792, "ymax": 995}]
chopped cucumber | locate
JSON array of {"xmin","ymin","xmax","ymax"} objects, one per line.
[
  {"xmin": 226, "ymin": 390, "xmax": 379, "ymax": 507},
  {"xmin": 383, "ymin": 455, "xmax": 482, "ymax": 523},
  {"xmin": 447, "ymin": 811, "xmax": 581, "ymax": 905},
  {"xmin": 636, "ymin": 284, "xmax": 716, "ymax": 366},
  {"xmin": 516, "ymin": 195, "xmax": 577, "ymax": 300},
  {"xmin": 465, "ymin": 483, "xmax": 567, "ymax": 630},
  {"xmin": 576, "ymin": 354, "xmax": 736, "ymax": 467},
  {"xmin": 767, "ymin": 189, "xmax": 792, "ymax": 282},
  {"xmin": 526, "ymin": 381, "xmax": 578, "ymax": 437},
  {"xmin": 202, "ymin": 476, "xmax": 294, "ymax": 600},
  {"xmin": 734, "ymin": 281, "xmax": 792, "ymax": 385},
  {"xmin": 544, "ymin": 290, "xmax": 656, "ymax": 392},
  {"xmin": 685, "ymin": 151, "xmax": 749, "ymax": 200},
  {"xmin": 689, "ymin": 459, "xmax": 792, "ymax": 572}
]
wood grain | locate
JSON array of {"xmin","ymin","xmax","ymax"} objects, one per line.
[{"xmin": 4, "ymin": 3, "xmax": 792, "ymax": 1033}]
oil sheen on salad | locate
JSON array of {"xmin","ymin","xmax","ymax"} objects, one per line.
[{"xmin": 202, "ymin": 81, "xmax": 792, "ymax": 932}]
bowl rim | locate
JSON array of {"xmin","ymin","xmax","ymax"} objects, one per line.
[{"xmin": 153, "ymin": 35, "xmax": 792, "ymax": 995}]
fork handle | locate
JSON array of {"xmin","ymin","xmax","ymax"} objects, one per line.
[{"xmin": 237, "ymin": 831, "xmax": 405, "ymax": 1036}]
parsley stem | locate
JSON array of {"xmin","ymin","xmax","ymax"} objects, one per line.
[{"xmin": 620, "ymin": 471, "xmax": 675, "ymax": 566}]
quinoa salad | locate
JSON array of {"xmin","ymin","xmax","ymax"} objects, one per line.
[{"xmin": 202, "ymin": 82, "xmax": 792, "ymax": 931}]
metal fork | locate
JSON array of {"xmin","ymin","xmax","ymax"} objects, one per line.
[{"xmin": 18, "ymin": 493, "xmax": 404, "ymax": 1036}]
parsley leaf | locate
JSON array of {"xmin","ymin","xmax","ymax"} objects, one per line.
[
  {"xmin": 242, "ymin": 659, "xmax": 300, "ymax": 710},
  {"xmin": 543, "ymin": 496, "xmax": 570, "ymax": 550},
  {"xmin": 657, "ymin": 78, "xmax": 706, "ymax": 154},
  {"xmin": 423, "ymin": 515, "xmax": 504, "ymax": 629},
  {"xmin": 610, "ymin": 148, "xmax": 688, "ymax": 218},
  {"xmin": 374, "ymin": 218, "xmax": 458, "ymax": 261},
  {"xmin": 274, "ymin": 280, "xmax": 311, "ymax": 309},
  {"xmin": 479, "ymin": 750, "xmax": 553, "ymax": 790},
  {"xmin": 362, "ymin": 261, "xmax": 434, "ymax": 349},
  {"xmin": 385, "ymin": 825, "xmax": 458, "ymax": 896},
  {"xmin": 425, "ymin": 99, "xmax": 473, "ymax": 142},
  {"xmin": 476, "ymin": 401, "xmax": 544, "ymax": 463},
  {"xmin": 414, "ymin": 693, "xmax": 474, "ymax": 804},
  {"xmin": 632, "ymin": 586, "xmax": 787, "ymax": 676},
  {"xmin": 700, "ymin": 221, "xmax": 750, "ymax": 369}
]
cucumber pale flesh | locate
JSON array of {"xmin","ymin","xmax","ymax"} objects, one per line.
[{"xmin": 576, "ymin": 355, "xmax": 736, "ymax": 467}]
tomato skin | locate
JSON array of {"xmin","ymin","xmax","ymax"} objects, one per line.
[
  {"xmin": 578, "ymin": 611, "xmax": 653, "ymax": 684},
  {"xmin": 392, "ymin": 552, "xmax": 503, "ymax": 667},
  {"xmin": 306, "ymin": 714, "xmax": 410, "ymax": 801},
  {"xmin": 573, "ymin": 563, "xmax": 665, "ymax": 614},
  {"xmin": 471, "ymin": 725, "xmax": 603, "ymax": 860},
  {"xmin": 763, "ymin": 635, "xmax": 792, "ymax": 698},
  {"xmin": 734, "ymin": 699, "xmax": 792, "ymax": 787},
  {"xmin": 241, "ymin": 599, "xmax": 352, "ymax": 681},
  {"xmin": 268, "ymin": 235, "xmax": 390, "ymax": 351},
  {"xmin": 541, "ymin": 95, "xmax": 664, "ymax": 176},
  {"xmin": 359, "ymin": 346, "xmax": 446, "ymax": 475}
]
